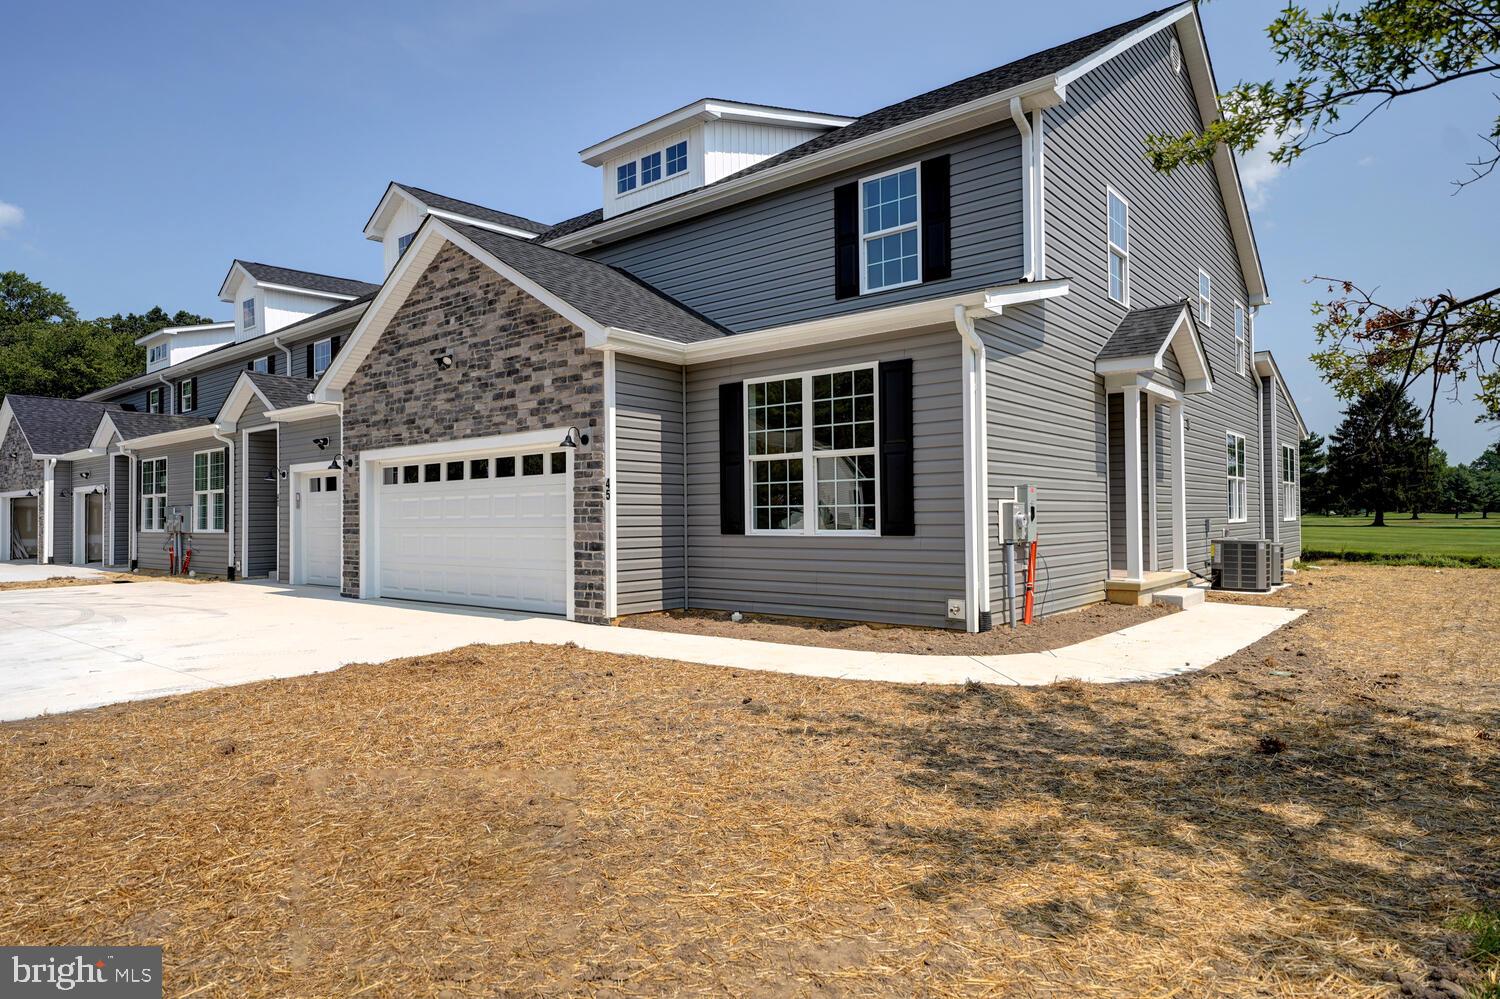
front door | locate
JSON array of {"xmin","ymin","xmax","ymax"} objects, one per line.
[
  {"xmin": 297, "ymin": 471, "xmax": 342, "ymax": 586},
  {"xmin": 85, "ymin": 492, "xmax": 104, "ymax": 563}
]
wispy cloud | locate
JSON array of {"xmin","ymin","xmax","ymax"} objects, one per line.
[
  {"xmin": 0, "ymin": 200, "xmax": 23, "ymax": 235},
  {"xmin": 1239, "ymin": 132, "xmax": 1288, "ymax": 210}
]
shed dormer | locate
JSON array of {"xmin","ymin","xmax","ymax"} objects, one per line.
[
  {"xmin": 363, "ymin": 183, "xmax": 550, "ymax": 276},
  {"xmin": 580, "ymin": 100, "xmax": 853, "ymax": 220},
  {"xmin": 138, "ymin": 321, "xmax": 235, "ymax": 373},
  {"xmin": 218, "ymin": 260, "xmax": 380, "ymax": 343}
]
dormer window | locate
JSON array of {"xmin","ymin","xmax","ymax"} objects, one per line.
[
  {"xmin": 617, "ymin": 162, "xmax": 637, "ymax": 194},
  {"xmin": 641, "ymin": 151, "xmax": 662, "ymax": 185},
  {"xmin": 243, "ymin": 297, "xmax": 257, "ymax": 331},
  {"xmin": 147, "ymin": 344, "xmax": 167, "ymax": 366},
  {"xmin": 666, "ymin": 141, "xmax": 688, "ymax": 176},
  {"xmin": 397, "ymin": 232, "xmax": 416, "ymax": 258}
]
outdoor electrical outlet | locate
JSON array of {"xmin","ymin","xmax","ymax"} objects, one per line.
[{"xmin": 946, "ymin": 598, "xmax": 965, "ymax": 620}]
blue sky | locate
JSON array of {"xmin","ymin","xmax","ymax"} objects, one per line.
[{"xmin": 3, "ymin": 0, "xmax": 1497, "ymax": 461}]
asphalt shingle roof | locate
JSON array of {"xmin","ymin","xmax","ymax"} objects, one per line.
[
  {"xmin": 452, "ymin": 222, "xmax": 728, "ymax": 345},
  {"xmin": 395, "ymin": 184, "xmax": 549, "ymax": 236},
  {"xmin": 235, "ymin": 261, "xmax": 381, "ymax": 298},
  {"xmin": 2, "ymin": 396, "xmax": 120, "ymax": 456},
  {"xmin": 540, "ymin": 5, "xmax": 1180, "ymax": 244},
  {"xmin": 105, "ymin": 410, "xmax": 211, "ymax": 442},
  {"xmin": 244, "ymin": 372, "xmax": 316, "ymax": 411},
  {"xmin": 1097, "ymin": 302, "xmax": 1191, "ymax": 362}
]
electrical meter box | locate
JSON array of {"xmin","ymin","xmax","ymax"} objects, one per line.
[{"xmin": 998, "ymin": 484, "xmax": 1039, "ymax": 543}]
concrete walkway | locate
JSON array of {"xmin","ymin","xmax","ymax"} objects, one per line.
[
  {"xmin": 0, "ymin": 561, "xmax": 115, "ymax": 584},
  {"xmin": 0, "ymin": 579, "xmax": 1303, "ymax": 722}
]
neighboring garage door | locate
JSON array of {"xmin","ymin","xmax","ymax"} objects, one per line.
[{"xmin": 375, "ymin": 448, "xmax": 569, "ymax": 614}]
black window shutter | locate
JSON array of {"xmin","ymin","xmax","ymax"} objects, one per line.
[
  {"xmin": 267, "ymin": 354, "xmax": 276, "ymax": 375},
  {"xmin": 304, "ymin": 343, "xmax": 314, "ymax": 377},
  {"xmin": 187, "ymin": 378, "xmax": 197, "ymax": 411},
  {"xmin": 330, "ymin": 334, "xmax": 342, "ymax": 356},
  {"xmin": 833, "ymin": 182, "xmax": 859, "ymax": 299},
  {"xmin": 921, "ymin": 154, "xmax": 951, "ymax": 282},
  {"xmin": 878, "ymin": 359, "xmax": 915, "ymax": 536},
  {"xmin": 246, "ymin": 360, "xmax": 254, "ymax": 371},
  {"xmin": 174, "ymin": 382, "xmax": 182, "ymax": 412},
  {"xmin": 718, "ymin": 381, "xmax": 744, "ymax": 535}
]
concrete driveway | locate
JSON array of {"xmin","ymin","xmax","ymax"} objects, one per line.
[{"xmin": 0, "ymin": 561, "xmax": 114, "ymax": 584}]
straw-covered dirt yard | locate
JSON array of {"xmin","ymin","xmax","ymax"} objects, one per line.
[{"xmin": 1, "ymin": 563, "xmax": 1496, "ymax": 997}]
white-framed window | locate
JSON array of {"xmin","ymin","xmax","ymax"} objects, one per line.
[
  {"xmin": 140, "ymin": 457, "xmax": 167, "ymax": 532},
  {"xmin": 312, "ymin": 338, "xmax": 333, "ymax": 377},
  {"xmin": 146, "ymin": 387, "xmax": 163, "ymax": 414},
  {"xmin": 147, "ymin": 343, "xmax": 167, "ymax": 365},
  {"xmin": 747, "ymin": 365, "xmax": 879, "ymax": 534},
  {"xmin": 616, "ymin": 161, "xmax": 637, "ymax": 194},
  {"xmin": 640, "ymin": 150, "xmax": 662, "ymax": 185},
  {"xmin": 1226, "ymin": 432, "xmax": 1247, "ymax": 523},
  {"xmin": 193, "ymin": 449, "xmax": 227, "ymax": 533},
  {"xmin": 396, "ymin": 232, "xmax": 416, "ymax": 257},
  {"xmin": 243, "ymin": 297, "xmax": 257, "ymax": 331},
  {"xmin": 1281, "ymin": 444, "xmax": 1298, "ymax": 520},
  {"xmin": 860, "ymin": 164, "xmax": 921, "ymax": 293},
  {"xmin": 252, "ymin": 356, "xmax": 270, "ymax": 374},
  {"xmin": 666, "ymin": 140, "xmax": 688, "ymax": 176},
  {"xmin": 179, "ymin": 379, "xmax": 195, "ymax": 413},
  {"xmin": 1107, "ymin": 187, "xmax": 1129, "ymax": 304},
  {"xmin": 1234, "ymin": 301, "xmax": 1247, "ymax": 375},
  {"xmin": 1198, "ymin": 269, "xmax": 1212, "ymax": 326}
]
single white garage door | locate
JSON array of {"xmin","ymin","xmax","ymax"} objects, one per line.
[{"xmin": 375, "ymin": 449, "xmax": 569, "ymax": 614}]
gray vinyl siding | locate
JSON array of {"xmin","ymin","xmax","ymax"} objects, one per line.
[
  {"xmin": 237, "ymin": 397, "xmax": 278, "ymax": 578},
  {"xmin": 50, "ymin": 460, "xmax": 73, "ymax": 564},
  {"xmin": 684, "ymin": 327, "xmax": 965, "ymax": 629},
  {"xmin": 276, "ymin": 414, "xmax": 340, "ymax": 583},
  {"xmin": 284, "ymin": 320, "xmax": 358, "ymax": 379},
  {"xmin": 1276, "ymin": 383, "xmax": 1302, "ymax": 560},
  {"xmin": 998, "ymin": 22, "xmax": 1264, "ymax": 608},
  {"xmin": 615, "ymin": 355, "xmax": 686, "ymax": 614},
  {"xmin": 586, "ymin": 126, "xmax": 1024, "ymax": 333},
  {"xmin": 132, "ymin": 438, "xmax": 231, "ymax": 575},
  {"xmin": 1261, "ymin": 377, "xmax": 1276, "ymax": 538},
  {"xmin": 69, "ymin": 455, "xmax": 110, "ymax": 564},
  {"xmin": 111, "ymin": 454, "xmax": 130, "ymax": 564}
]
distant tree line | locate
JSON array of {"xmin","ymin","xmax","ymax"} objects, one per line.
[
  {"xmin": 0, "ymin": 271, "xmax": 213, "ymax": 400},
  {"xmin": 1300, "ymin": 381, "xmax": 1500, "ymax": 524}
]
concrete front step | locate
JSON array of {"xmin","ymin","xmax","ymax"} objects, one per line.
[{"xmin": 1152, "ymin": 586, "xmax": 1206, "ymax": 610}]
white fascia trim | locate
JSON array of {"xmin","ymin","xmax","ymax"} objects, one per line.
[
  {"xmin": 362, "ymin": 184, "xmax": 542, "ymax": 242},
  {"xmin": 118, "ymin": 424, "xmax": 220, "ymax": 451},
  {"xmin": 579, "ymin": 99, "xmax": 855, "ymax": 165},
  {"xmin": 89, "ymin": 415, "xmax": 121, "ymax": 450},
  {"xmin": 252, "ymin": 281, "xmax": 359, "ymax": 302},
  {"xmin": 1254, "ymin": 350, "xmax": 1309, "ymax": 437},
  {"xmin": 219, "ymin": 262, "xmax": 362, "ymax": 305},
  {"xmin": 1055, "ymin": 3, "xmax": 1194, "ymax": 87},
  {"xmin": 214, "ymin": 372, "xmax": 274, "ymax": 428},
  {"xmin": 265, "ymin": 402, "xmax": 339, "ymax": 423},
  {"xmin": 133, "ymin": 321, "xmax": 233, "ymax": 347},
  {"xmin": 555, "ymin": 81, "xmax": 1063, "ymax": 250},
  {"xmin": 55, "ymin": 447, "xmax": 105, "ymax": 461},
  {"xmin": 318, "ymin": 218, "xmax": 610, "ymax": 401},
  {"xmin": 593, "ymin": 280, "xmax": 1071, "ymax": 365},
  {"xmin": 422, "ymin": 209, "xmax": 539, "ymax": 241}
]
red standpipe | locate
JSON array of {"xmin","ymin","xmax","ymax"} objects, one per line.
[{"xmin": 1022, "ymin": 541, "xmax": 1038, "ymax": 624}]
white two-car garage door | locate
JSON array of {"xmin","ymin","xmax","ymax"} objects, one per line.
[{"xmin": 374, "ymin": 448, "xmax": 570, "ymax": 614}]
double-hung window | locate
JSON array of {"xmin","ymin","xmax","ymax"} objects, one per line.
[
  {"xmin": 140, "ymin": 457, "xmax": 167, "ymax": 532},
  {"xmin": 312, "ymin": 338, "xmax": 333, "ymax": 377},
  {"xmin": 748, "ymin": 366, "xmax": 878, "ymax": 534},
  {"xmin": 146, "ymin": 387, "xmax": 164, "ymax": 414},
  {"xmin": 252, "ymin": 355, "xmax": 270, "ymax": 374},
  {"xmin": 179, "ymin": 378, "xmax": 195, "ymax": 413},
  {"xmin": 616, "ymin": 161, "xmax": 637, "ymax": 194},
  {"xmin": 1198, "ymin": 269, "xmax": 1212, "ymax": 326},
  {"xmin": 1234, "ymin": 302, "xmax": 1247, "ymax": 375},
  {"xmin": 666, "ymin": 140, "xmax": 687, "ymax": 176},
  {"xmin": 1107, "ymin": 188, "xmax": 1129, "ymax": 304},
  {"xmin": 861, "ymin": 165, "xmax": 920, "ymax": 293},
  {"xmin": 1226, "ymin": 432, "xmax": 1247, "ymax": 523},
  {"xmin": 193, "ymin": 449, "xmax": 227, "ymax": 533},
  {"xmin": 1281, "ymin": 444, "xmax": 1298, "ymax": 520}
]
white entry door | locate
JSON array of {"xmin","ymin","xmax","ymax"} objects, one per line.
[
  {"xmin": 297, "ymin": 471, "xmax": 342, "ymax": 586},
  {"xmin": 374, "ymin": 449, "xmax": 569, "ymax": 614}
]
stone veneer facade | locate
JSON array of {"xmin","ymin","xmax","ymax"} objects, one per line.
[
  {"xmin": 1, "ymin": 424, "xmax": 43, "ymax": 562},
  {"xmin": 338, "ymin": 242, "xmax": 607, "ymax": 622}
]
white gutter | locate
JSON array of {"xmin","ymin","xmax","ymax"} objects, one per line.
[
  {"xmin": 1009, "ymin": 99, "xmax": 1036, "ymax": 282},
  {"xmin": 954, "ymin": 305, "xmax": 991, "ymax": 633},
  {"xmin": 210, "ymin": 425, "xmax": 237, "ymax": 579}
]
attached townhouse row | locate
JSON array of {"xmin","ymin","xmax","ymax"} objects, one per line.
[{"xmin": 0, "ymin": 2, "xmax": 1307, "ymax": 632}]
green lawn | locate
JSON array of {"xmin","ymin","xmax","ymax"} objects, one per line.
[{"xmin": 1302, "ymin": 513, "xmax": 1500, "ymax": 566}]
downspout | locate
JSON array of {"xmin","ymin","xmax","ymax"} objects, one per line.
[
  {"xmin": 955, "ymin": 306, "xmax": 992, "ymax": 632},
  {"xmin": 156, "ymin": 373, "xmax": 174, "ymax": 414},
  {"xmin": 211, "ymin": 425, "xmax": 237, "ymax": 580},
  {"xmin": 1009, "ymin": 98, "xmax": 1036, "ymax": 282},
  {"xmin": 272, "ymin": 334, "xmax": 294, "ymax": 374},
  {"xmin": 1031, "ymin": 108, "xmax": 1047, "ymax": 280}
]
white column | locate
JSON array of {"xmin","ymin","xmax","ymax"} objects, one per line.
[
  {"xmin": 1123, "ymin": 385, "xmax": 1143, "ymax": 580},
  {"xmin": 1171, "ymin": 400, "xmax": 1188, "ymax": 572},
  {"xmin": 42, "ymin": 459, "xmax": 55, "ymax": 565}
]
